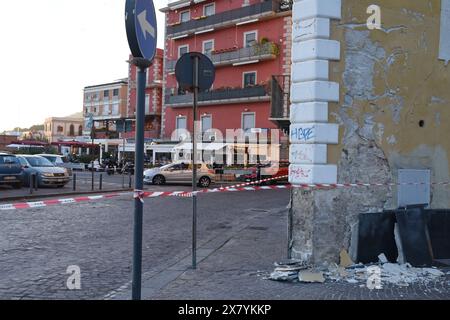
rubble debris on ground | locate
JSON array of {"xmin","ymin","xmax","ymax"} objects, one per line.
[
  {"xmin": 378, "ymin": 253, "xmax": 388, "ymax": 264},
  {"xmin": 267, "ymin": 254, "xmax": 447, "ymax": 287},
  {"xmin": 298, "ymin": 271, "xmax": 325, "ymax": 283},
  {"xmin": 268, "ymin": 260, "xmax": 308, "ymax": 281},
  {"xmin": 340, "ymin": 249, "xmax": 354, "ymax": 268}
]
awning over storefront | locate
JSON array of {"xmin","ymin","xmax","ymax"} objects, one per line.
[
  {"xmin": 11, "ymin": 140, "xmax": 48, "ymax": 146},
  {"xmin": 6, "ymin": 144, "xmax": 45, "ymax": 149},
  {"xmin": 51, "ymin": 141, "xmax": 97, "ymax": 148}
]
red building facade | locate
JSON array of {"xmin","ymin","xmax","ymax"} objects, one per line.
[
  {"xmin": 126, "ymin": 48, "xmax": 164, "ymax": 140},
  {"xmin": 161, "ymin": 0, "xmax": 292, "ymax": 146}
]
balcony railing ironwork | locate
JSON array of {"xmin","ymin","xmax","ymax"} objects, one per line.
[
  {"xmin": 270, "ymin": 75, "xmax": 291, "ymax": 128},
  {"xmin": 165, "ymin": 85, "xmax": 269, "ymax": 106},
  {"xmin": 166, "ymin": 42, "xmax": 279, "ymax": 71},
  {"xmin": 167, "ymin": 0, "xmax": 291, "ymax": 36}
]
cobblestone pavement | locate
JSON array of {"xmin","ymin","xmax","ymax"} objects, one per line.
[
  {"xmin": 1, "ymin": 186, "xmax": 449, "ymax": 300},
  {"xmin": 0, "ymin": 188, "xmax": 291, "ymax": 300},
  {"xmin": 148, "ymin": 207, "xmax": 450, "ymax": 300}
]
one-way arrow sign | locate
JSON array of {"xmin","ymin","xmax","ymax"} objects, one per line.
[
  {"xmin": 138, "ymin": 10, "xmax": 155, "ymax": 39},
  {"xmin": 125, "ymin": 0, "xmax": 157, "ymax": 61}
]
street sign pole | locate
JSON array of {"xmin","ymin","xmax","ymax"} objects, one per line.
[
  {"xmin": 192, "ymin": 55, "xmax": 200, "ymax": 270},
  {"xmin": 125, "ymin": 0, "xmax": 157, "ymax": 301},
  {"xmin": 122, "ymin": 121, "xmax": 126, "ymax": 188},
  {"xmin": 91, "ymin": 125, "xmax": 95, "ymax": 191},
  {"xmin": 132, "ymin": 61, "xmax": 149, "ymax": 300},
  {"xmin": 174, "ymin": 52, "xmax": 215, "ymax": 271}
]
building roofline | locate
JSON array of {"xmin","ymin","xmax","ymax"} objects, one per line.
[
  {"xmin": 84, "ymin": 79, "xmax": 128, "ymax": 90},
  {"xmin": 44, "ymin": 117, "xmax": 84, "ymax": 122}
]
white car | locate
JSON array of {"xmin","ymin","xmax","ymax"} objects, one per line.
[{"xmin": 144, "ymin": 162, "xmax": 215, "ymax": 188}]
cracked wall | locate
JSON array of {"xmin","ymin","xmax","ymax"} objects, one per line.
[{"xmin": 291, "ymin": 0, "xmax": 450, "ymax": 264}]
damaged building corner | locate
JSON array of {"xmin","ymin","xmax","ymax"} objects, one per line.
[{"xmin": 289, "ymin": 0, "xmax": 450, "ymax": 266}]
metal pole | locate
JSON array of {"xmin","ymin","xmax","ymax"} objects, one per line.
[
  {"xmin": 73, "ymin": 174, "xmax": 77, "ymax": 191},
  {"xmin": 29, "ymin": 174, "xmax": 34, "ymax": 195},
  {"xmin": 91, "ymin": 130, "xmax": 95, "ymax": 191},
  {"xmin": 192, "ymin": 55, "xmax": 200, "ymax": 270},
  {"xmin": 99, "ymin": 174, "xmax": 103, "ymax": 191},
  {"xmin": 123, "ymin": 122, "xmax": 126, "ymax": 188},
  {"xmin": 129, "ymin": 172, "xmax": 132, "ymax": 189},
  {"xmin": 132, "ymin": 64, "xmax": 147, "ymax": 300}
]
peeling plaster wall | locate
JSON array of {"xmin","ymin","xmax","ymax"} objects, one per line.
[{"xmin": 291, "ymin": 0, "xmax": 450, "ymax": 264}]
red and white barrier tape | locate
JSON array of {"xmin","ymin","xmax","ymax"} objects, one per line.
[
  {"xmin": 216, "ymin": 175, "xmax": 289, "ymax": 190},
  {"xmin": 0, "ymin": 175, "xmax": 288, "ymax": 211},
  {"xmin": 135, "ymin": 175, "xmax": 290, "ymax": 200},
  {"xmin": 0, "ymin": 192, "xmax": 128, "ymax": 211},
  {"xmin": 292, "ymin": 181, "xmax": 450, "ymax": 189},
  {"xmin": 1, "ymin": 177, "xmax": 449, "ymax": 211}
]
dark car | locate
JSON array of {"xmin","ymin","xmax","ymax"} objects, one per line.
[{"xmin": 0, "ymin": 153, "xmax": 23, "ymax": 189}]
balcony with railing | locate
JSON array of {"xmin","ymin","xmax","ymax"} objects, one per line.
[
  {"xmin": 166, "ymin": 0, "xmax": 292, "ymax": 38},
  {"xmin": 270, "ymin": 75, "xmax": 291, "ymax": 130},
  {"xmin": 166, "ymin": 42, "xmax": 279, "ymax": 72},
  {"xmin": 165, "ymin": 85, "xmax": 270, "ymax": 107}
]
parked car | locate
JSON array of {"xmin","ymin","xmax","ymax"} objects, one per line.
[
  {"xmin": 144, "ymin": 162, "xmax": 215, "ymax": 188},
  {"xmin": 0, "ymin": 153, "xmax": 23, "ymax": 189},
  {"xmin": 238, "ymin": 161, "xmax": 289, "ymax": 184},
  {"xmin": 16, "ymin": 155, "xmax": 70, "ymax": 188},
  {"xmin": 38, "ymin": 154, "xmax": 85, "ymax": 173},
  {"xmin": 38, "ymin": 154, "xmax": 72, "ymax": 176}
]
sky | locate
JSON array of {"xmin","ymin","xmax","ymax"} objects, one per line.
[{"xmin": 0, "ymin": 0, "xmax": 166, "ymax": 132}]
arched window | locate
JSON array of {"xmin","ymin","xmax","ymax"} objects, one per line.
[
  {"xmin": 69, "ymin": 124, "xmax": 75, "ymax": 136},
  {"xmin": 78, "ymin": 125, "xmax": 83, "ymax": 136},
  {"xmin": 57, "ymin": 126, "xmax": 64, "ymax": 133}
]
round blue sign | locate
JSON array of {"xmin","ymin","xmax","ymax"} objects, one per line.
[
  {"xmin": 175, "ymin": 53, "xmax": 216, "ymax": 93},
  {"xmin": 125, "ymin": 0, "xmax": 157, "ymax": 61}
]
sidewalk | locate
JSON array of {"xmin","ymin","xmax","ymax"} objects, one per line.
[{"xmin": 109, "ymin": 205, "xmax": 450, "ymax": 300}]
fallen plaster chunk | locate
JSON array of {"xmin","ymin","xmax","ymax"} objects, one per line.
[
  {"xmin": 379, "ymin": 263, "xmax": 445, "ymax": 286},
  {"xmin": 340, "ymin": 249, "xmax": 354, "ymax": 268},
  {"xmin": 274, "ymin": 259, "xmax": 305, "ymax": 267},
  {"xmin": 346, "ymin": 278, "xmax": 359, "ymax": 284},
  {"xmin": 378, "ymin": 253, "xmax": 388, "ymax": 264},
  {"xmin": 268, "ymin": 259, "xmax": 446, "ymax": 286},
  {"xmin": 275, "ymin": 261, "xmax": 308, "ymax": 272},
  {"xmin": 269, "ymin": 271, "xmax": 298, "ymax": 282},
  {"xmin": 339, "ymin": 267, "xmax": 349, "ymax": 278},
  {"xmin": 346, "ymin": 263, "xmax": 365, "ymax": 270},
  {"xmin": 422, "ymin": 268, "xmax": 445, "ymax": 277},
  {"xmin": 298, "ymin": 270, "xmax": 325, "ymax": 283}
]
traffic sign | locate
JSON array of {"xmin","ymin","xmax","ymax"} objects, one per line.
[
  {"xmin": 85, "ymin": 114, "xmax": 94, "ymax": 130},
  {"xmin": 125, "ymin": 0, "xmax": 158, "ymax": 61},
  {"xmin": 125, "ymin": 0, "xmax": 158, "ymax": 301},
  {"xmin": 175, "ymin": 52, "xmax": 215, "ymax": 93}
]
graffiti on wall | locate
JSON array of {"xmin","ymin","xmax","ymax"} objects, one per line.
[
  {"xmin": 291, "ymin": 126, "xmax": 315, "ymax": 142},
  {"xmin": 290, "ymin": 166, "xmax": 312, "ymax": 180}
]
